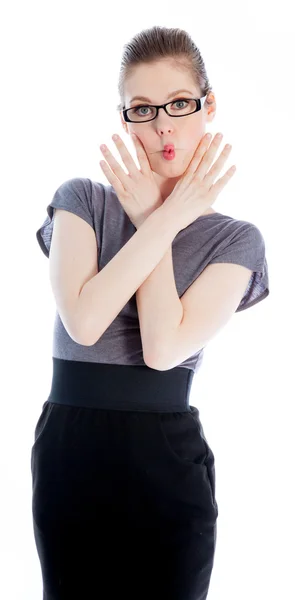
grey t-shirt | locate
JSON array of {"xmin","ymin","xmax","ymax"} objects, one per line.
[{"xmin": 36, "ymin": 177, "xmax": 269, "ymax": 374}]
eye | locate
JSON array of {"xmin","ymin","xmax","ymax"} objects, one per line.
[
  {"xmin": 171, "ymin": 99, "xmax": 190, "ymax": 109},
  {"xmin": 132, "ymin": 105, "xmax": 152, "ymax": 116}
]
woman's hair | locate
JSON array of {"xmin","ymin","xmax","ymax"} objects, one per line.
[{"xmin": 117, "ymin": 25, "xmax": 214, "ymax": 113}]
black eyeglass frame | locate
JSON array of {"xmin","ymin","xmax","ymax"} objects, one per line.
[{"xmin": 122, "ymin": 95, "xmax": 207, "ymax": 123}]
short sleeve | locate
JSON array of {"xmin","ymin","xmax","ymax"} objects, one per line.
[
  {"xmin": 36, "ymin": 177, "xmax": 94, "ymax": 258},
  {"xmin": 210, "ymin": 221, "xmax": 269, "ymax": 312}
]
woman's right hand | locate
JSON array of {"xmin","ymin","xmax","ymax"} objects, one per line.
[
  {"xmin": 162, "ymin": 132, "xmax": 237, "ymax": 233},
  {"xmin": 99, "ymin": 133, "xmax": 164, "ymax": 229}
]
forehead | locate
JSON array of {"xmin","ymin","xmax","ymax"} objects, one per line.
[{"xmin": 124, "ymin": 59, "xmax": 199, "ymax": 104}]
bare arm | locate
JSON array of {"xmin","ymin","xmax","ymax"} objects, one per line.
[
  {"xmin": 78, "ymin": 206, "xmax": 178, "ymax": 350},
  {"xmin": 135, "ymin": 245, "xmax": 184, "ymax": 367}
]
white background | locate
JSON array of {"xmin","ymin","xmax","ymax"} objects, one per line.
[{"xmin": 1, "ymin": 1, "xmax": 294, "ymax": 598}]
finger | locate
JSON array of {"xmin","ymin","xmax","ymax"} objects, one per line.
[
  {"xmin": 209, "ymin": 165, "xmax": 237, "ymax": 199},
  {"xmin": 184, "ymin": 134, "xmax": 213, "ymax": 177},
  {"xmin": 195, "ymin": 134, "xmax": 225, "ymax": 180},
  {"xmin": 112, "ymin": 135, "xmax": 142, "ymax": 180},
  {"xmin": 202, "ymin": 144, "xmax": 233, "ymax": 187},
  {"xmin": 100, "ymin": 143, "xmax": 132, "ymax": 189},
  {"xmin": 131, "ymin": 134, "xmax": 152, "ymax": 176},
  {"xmin": 99, "ymin": 159, "xmax": 126, "ymax": 197}
]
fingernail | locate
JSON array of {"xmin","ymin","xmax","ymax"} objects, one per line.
[{"xmin": 112, "ymin": 134, "xmax": 118, "ymax": 141}]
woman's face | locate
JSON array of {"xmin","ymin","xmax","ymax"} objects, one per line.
[{"xmin": 121, "ymin": 59, "xmax": 216, "ymax": 191}]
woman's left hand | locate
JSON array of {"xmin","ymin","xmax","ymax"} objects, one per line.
[{"xmin": 99, "ymin": 133, "xmax": 163, "ymax": 229}]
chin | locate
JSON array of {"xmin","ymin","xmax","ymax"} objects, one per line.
[
  {"xmin": 154, "ymin": 166, "xmax": 186, "ymax": 179},
  {"xmin": 153, "ymin": 158, "xmax": 186, "ymax": 172}
]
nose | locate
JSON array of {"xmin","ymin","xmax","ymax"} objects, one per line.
[{"xmin": 154, "ymin": 107, "xmax": 174, "ymax": 136}]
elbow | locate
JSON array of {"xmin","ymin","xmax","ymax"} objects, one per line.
[
  {"xmin": 58, "ymin": 319, "xmax": 89, "ymax": 347},
  {"xmin": 144, "ymin": 344, "xmax": 186, "ymax": 371},
  {"xmin": 57, "ymin": 302, "xmax": 98, "ymax": 347},
  {"xmin": 75, "ymin": 334, "xmax": 97, "ymax": 347},
  {"xmin": 77, "ymin": 329, "xmax": 98, "ymax": 347},
  {"xmin": 69, "ymin": 327, "xmax": 93, "ymax": 347},
  {"xmin": 144, "ymin": 348, "xmax": 171, "ymax": 371},
  {"xmin": 77, "ymin": 322, "xmax": 104, "ymax": 347},
  {"xmin": 77, "ymin": 337, "xmax": 95, "ymax": 347},
  {"xmin": 68, "ymin": 318, "xmax": 95, "ymax": 347},
  {"xmin": 144, "ymin": 359, "xmax": 166, "ymax": 371}
]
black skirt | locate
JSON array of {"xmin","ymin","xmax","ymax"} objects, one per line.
[{"xmin": 31, "ymin": 358, "xmax": 218, "ymax": 600}]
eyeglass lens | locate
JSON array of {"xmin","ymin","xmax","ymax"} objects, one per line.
[{"xmin": 127, "ymin": 99, "xmax": 197, "ymax": 122}]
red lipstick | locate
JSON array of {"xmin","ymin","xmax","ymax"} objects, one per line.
[{"xmin": 162, "ymin": 144, "xmax": 175, "ymax": 161}]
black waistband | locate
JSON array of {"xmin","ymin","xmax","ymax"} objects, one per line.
[{"xmin": 47, "ymin": 358, "xmax": 195, "ymax": 413}]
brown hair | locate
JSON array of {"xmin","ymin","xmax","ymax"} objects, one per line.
[{"xmin": 116, "ymin": 25, "xmax": 214, "ymax": 113}]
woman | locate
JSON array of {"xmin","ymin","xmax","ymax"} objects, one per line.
[{"xmin": 32, "ymin": 26, "xmax": 269, "ymax": 599}]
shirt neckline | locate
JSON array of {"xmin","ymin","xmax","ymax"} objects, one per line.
[{"xmin": 197, "ymin": 212, "xmax": 222, "ymax": 219}]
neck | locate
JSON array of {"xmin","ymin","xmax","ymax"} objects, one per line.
[{"xmin": 152, "ymin": 172, "xmax": 180, "ymax": 202}]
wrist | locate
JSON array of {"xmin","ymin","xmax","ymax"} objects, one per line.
[
  {"xmin": 155, "ymin": 202, "xmax": 179, "ymax": 237},
  {"xmin": 137, "ymin": 205, "xmax": 179, "ymax": 241}
]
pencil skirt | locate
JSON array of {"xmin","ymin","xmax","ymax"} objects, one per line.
[{"xmin": 31, "ymin": 358, "xmax": 218, "ymax": 600}]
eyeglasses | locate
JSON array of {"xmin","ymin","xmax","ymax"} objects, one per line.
[{"xmin": 122, "ymin": 96, "xmax": 207, "ymax": 123}]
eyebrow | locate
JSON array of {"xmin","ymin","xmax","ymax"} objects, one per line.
[{"xmin": 129, "ymin": 89, "xmax": 195, "ymax": 104}]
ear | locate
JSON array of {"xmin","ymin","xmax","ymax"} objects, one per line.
[{"xmin": 205, "ymin": 92, "xmax": 217, "ymax": 124}]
